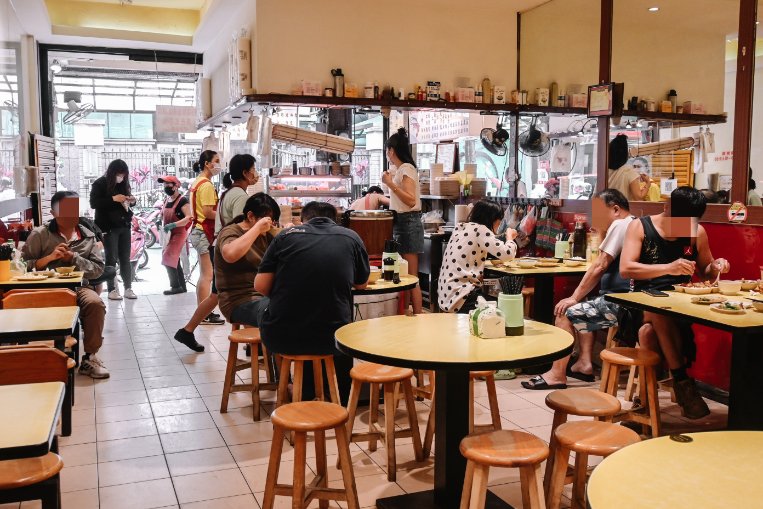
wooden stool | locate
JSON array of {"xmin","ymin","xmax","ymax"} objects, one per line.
[
  {"xmin": 460, "ymin": 430, "xmax": 548, "ymax": 509},
  {"xmin": 0, "ymin": 453, "xmax": 63, "ymax": 509},
  {"xmin": 547, "ymin": 421, "xmax": 640, "ymax": 509},
  {"xmin": 423, "ymin": 371, "xmax": 503, "ymax": 458},
  {"xmin": 345, "ymin": 363, "xmax": 424, "ymax": 481},
  {"xmin": 276, "ymin": 354, "xmax": 340, "ymax": 407},
  {"xmin": 599, "ymin": 347, "xmax": 662, "ymax": 437},
  {"xmin": 542, "ymin": 388, "xmax": 621, "ymax": 495},
  {"xmin": 221, "ymin": 328, "xmax": 277, "ymax": 421},
  {"xmin": 263, "ymin": 401, "xmax": 360, "ymax": 509}
]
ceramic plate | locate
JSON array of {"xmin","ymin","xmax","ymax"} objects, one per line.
[
  {"xmin": 56, "ymin": 274, "xmax": 79, "ymax": 279},
  {"xmin": 710, "ymin": 303, "xmax": 746, "ymax": 315},
  {"xmin": 691, "ymin": 295, "xmax": 726, "ymax": 305},
  {"xmin": 683, "ymin": 287, "xmax": 713, "ymax": 295},
  {"xmin": 536, "ymin": 262, "xmax": 560, "ymax": 268},
  {"xmin": 13, "ymin": 275, "xmax": 48, "ymax": 281}
]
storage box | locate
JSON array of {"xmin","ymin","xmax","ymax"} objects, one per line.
[
  {"xmin": 470, "ymin": 178, "xmax": 487, "ymax": 197},
  {"xmin": 493, "ymin": 86, "xmax": 506, "ymax": 104},
  {"xmin": 683, "ymin": 101, "xmax": 705, "ymax": 114},
  {"xmin": 431, "ymin": 178, "xmax": 460, "ymax": 197},
  {"xmin": 660, "ymin": 101, "xmax": 673, "ymax": 113},
  {"xmin": 455, "ymin": 87, "xmax": 475, "ymax": 103},
  {"xmin": 301, "ymin": 80, "xmax": 322, "ymax": 96},
  {"xmin": 571, "ymin": 93, "xmax": 588, "ymax": 108}
]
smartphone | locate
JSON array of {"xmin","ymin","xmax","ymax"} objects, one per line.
[{"xmin": 642, "ymin": 288, "xmax": 669, "ymax": 297}]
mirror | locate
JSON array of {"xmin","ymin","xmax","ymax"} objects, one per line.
[{"xmin": 748, "ymin": 0, "xmax": 763, "ymax": 206}]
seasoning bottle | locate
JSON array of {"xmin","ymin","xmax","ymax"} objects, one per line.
[
  {"xmin": 572, "ymin": 221, "xmax": 587, "ymax": 259},
  {"xmin": 374, "ymin": 82, "xmax": 380, "ymax": 99},
  {"xmin": 331, "ymin": 68, "xmax": 344, "ymax": 98},
  {"xmin": 383, "ymin": 256, "xmax": 395, "ymax": 281},
  {"xmin": 550, "ymin": 82, "xmax": 559, "ymax": 105},
  {"xmin": 475, "ymin": 85, "xmax": 483, "ymax": 104},
  {"xmin": 668, "ymin": 89, "xmax": 677, "ymax": 112},
  {"xmin": 482, "ymin": 77, "xmax": 492, "ymax": 104}
]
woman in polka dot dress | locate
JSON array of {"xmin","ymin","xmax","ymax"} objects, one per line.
[{"xmin": 438, "ymin": 200, "xmax": 518, "ymax": 313}]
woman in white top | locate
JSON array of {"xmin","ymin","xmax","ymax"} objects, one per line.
[
  {"xmin": 349, "ymin": 186, "xmax": 390, "ymax": 210},
  {"xmin": 438, "ymin": 200, "xmax": 518, "ymax": 313},
  {"xmin": 381, "ymin": 128, "xmax": 424, "ymax": 314}
]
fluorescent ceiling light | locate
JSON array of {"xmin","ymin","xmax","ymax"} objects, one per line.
[{"xmin": 648, "ymin": 6, "xmax": 659, "ymax": 12}]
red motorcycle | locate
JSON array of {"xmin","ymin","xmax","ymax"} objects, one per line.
[
  {"xmin": 130, "ymin": 216, "xmax": 149, "ymax": 277},
  {"xmin": 135, "ymin": 199, "xmax": 162, "ymax": 249}
]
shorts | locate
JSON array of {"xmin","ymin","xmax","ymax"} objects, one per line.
[
  {"xmin": 230, "ymin": 297, "xmax": 269, "ymax": 327},
  {"xmin": 565, "ymin": 295, "xmax": 620, "ymax": 334},
  {"xmin": 189, "ymin": 228, "xmax": 209, "ymax": 256},
  {"xmin": 393, "ymin": 211, "xmax": 424, "ymax": 254}
]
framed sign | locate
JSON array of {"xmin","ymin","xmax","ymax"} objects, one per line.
[
  {"xmin": 588, "ymin": 84, "xmax": 613, "ymax": 117},
  {"xmin": 435, "ymin": 143, "xmax": 457, "ymax": 173}
]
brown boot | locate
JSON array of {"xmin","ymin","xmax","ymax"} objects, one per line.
[{"xmin": 673, "ymin": 377, "xmax": 710, "ymax": 419}]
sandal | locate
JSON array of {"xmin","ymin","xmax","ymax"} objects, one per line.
[
  {"xmin": 565, "ymin": 366, "xmax": 595, "ymax": 382},
  {"xmin": 521, "ymin": 375, "xmax": 567, "ymax": 391}
]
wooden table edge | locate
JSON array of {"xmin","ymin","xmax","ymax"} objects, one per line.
[
  {"xmin": 0, "ymin": 382, "xmax": 65, "ymax": 460},
  {"xmin": 0, "ymin": 306, "xmax": 81, "ymax": 340},
  {"xmin": 353, "ymin": 280, "xmax": 419, "ymax": 296}
]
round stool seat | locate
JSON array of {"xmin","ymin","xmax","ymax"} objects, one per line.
[
  {"xmin": 351, "ymin": 362, "xmax": 414, "ymax": 383},
  {"xmin": 67, "ymin": 358, "xmax": 76, "ymax": 370},
  {"xmin": 600, "ymin": 347, "xmax": 660, "ymax": 367},
  {"xmin": 280, "ymin": 353, "xmax": 333, "ymax": 361},
  {"xmin": 554, "ymin": 421, "xmax": 640, "ymax": 456},
  {"xmin": 0, "ymin": 453, "xmax": 63, "ymax": 490},
  {"xmin": 469, "ymin": 370, "xmax": 495, "ymax": 378},
  {"xmin": 545, "ymin": 388, "xmax": 621, "ymax": 417},
  {"xmin": 229, "ymin": 328, "xmax": 261, "ymax": 343},
  {"xmin": 271, "ymin": 401, "xmax": 348, "ymax": 432},
  {"xmin": 460, "ymin": 430, "xmax": 549, "ymax": 467}
]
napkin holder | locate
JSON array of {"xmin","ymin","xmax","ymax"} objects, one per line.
[
  {"xmin": 497, "ymin": 293, "xmax": 524, "ymax": 336},
  {"xmin": 469, "ymin": 297, "xmax": 506, "ymax": 339}
]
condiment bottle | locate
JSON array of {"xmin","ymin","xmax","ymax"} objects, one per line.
[
  {"xmin": 383, "ymin": 256, "xmax": 395, "ymax": 281},
  {"xmin": 668, "ymin": 89, "xmax": 677, "ymax": 112},
  {"xmin": 475, "ymin": 85, "xmax": 483, "ymax": 104},
  {"xmin": 572, "ymin": 221, "xmax": 587, "ymax": 259},
  {"xmin": 331, "ymin": 68, "xmax": 344, "ymax": 98},
  {"xmin": 482, "ymin": 77, "xmax": 492, "ymax": 104},
  {"xmin": 550, "ymin": 82, "xmax": 559, "ymax": 105}
]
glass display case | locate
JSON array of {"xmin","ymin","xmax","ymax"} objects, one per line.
[{"xmin": 266, "ymin": 174, "xmax": 354, "ymax": 206}]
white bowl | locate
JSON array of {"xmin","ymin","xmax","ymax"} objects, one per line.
[
  {"xmin": 683, "ymin": 287, "xmax": 713, "ymax": 295},
  {"xmin": 741, "ymin": 279, "xmax": 759, "ymax": 291},
  {"xmin": 517, "ymin": 259, "xmax": 537, "ymax": 269},
  {"xmin": 563, "ymin": 259, "xmax": 585, "ymax": 267},
  {"xmin": 718, "ymin": 280, "xmax": 742, "ymax": 295}
]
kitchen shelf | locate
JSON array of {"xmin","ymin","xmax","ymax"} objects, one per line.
[
  {"xmin": 270, "ymin": 174, "xmax": 348, "ymax": 180},
  {"xmin": 269, "ymin": 190, "xmax": 352, "ymax": 198}
]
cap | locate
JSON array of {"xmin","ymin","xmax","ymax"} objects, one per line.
[{"xmin": 158, "ymin": 175, "xmax": 181, "ymax": 186}]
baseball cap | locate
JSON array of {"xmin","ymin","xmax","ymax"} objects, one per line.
[{"xmin": 158, "ymin": 175, "xmax": 181, "ymax": 186}]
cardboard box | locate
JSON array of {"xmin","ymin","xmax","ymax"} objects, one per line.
[
  {"xmin": 683, "ymin": 101, "xmax": 705, "ymax": 114},
  {"xmin": 455, "ymin": 87, "xmax": 475, "ymax": 103},
  {"xmin": 660, "ymin": 101, "xmax": 673, "ymax": 113},
  {"xmin": 571, "ymin": 93, "xmax": 588, "ymax": 108},
  {"xmin": 301, "ymin": 80, "xmax": 322, "ymax": 96}
]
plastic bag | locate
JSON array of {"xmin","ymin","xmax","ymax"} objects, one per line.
[
  {"xmin": 421, "ymin": 210, "xmax": 445, "ymax": 225},
  {"xmin": 518, "ymin": 205, "xmax": 537, "ymax": 236},
  {"xmin": 468, "ymin": 297, "xmax": 506, "ymax": 339}
]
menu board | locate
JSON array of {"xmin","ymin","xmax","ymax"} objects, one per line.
[{"xmin": 33, "ymin": 135, "xmax": 57, "ymax": 223}]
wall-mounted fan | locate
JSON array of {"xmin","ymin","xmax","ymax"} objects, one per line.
[
  {"xmin": 61, "ymin": 91, "xmax": 93, "ymax": 124},
  {"xmin": 518, "ymin": 117, "xmax": 550, "ymax": 157},
  {"xmin": 480, "ymin": 121, "xmax": 509, "ymax": 156}
]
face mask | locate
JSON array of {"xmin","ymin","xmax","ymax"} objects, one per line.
[
  {"xmin": 116, "ymin": 175, "xmax": 124, "ymax": 184},
  {"xmin": 164, "ymin": 187, "xmax": 175, "ymax": 196},
  {"xmin": 210, "ymin": 163, "xmax": 222, "ymax": 176}
]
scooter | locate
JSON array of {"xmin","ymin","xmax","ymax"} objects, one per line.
[
  {"xmin": 135, "ymin": 199, "xmax": 163, "ymax": 249},
  {"xmin": 130, "ymin": 216, "xmax": 149, "ymax": 280}
]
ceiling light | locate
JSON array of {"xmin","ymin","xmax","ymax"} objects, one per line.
[
  {"xmin": 648, "ymin": 6, "xmax": 659, "ymax": 12},
  {"xmin": 50, "ymin": 60, "xmax": 62, "ymax": 74}
]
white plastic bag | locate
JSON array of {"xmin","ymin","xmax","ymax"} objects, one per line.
[{"xmin": 469, "ymin": 297, "xmax": 506, "ymax": 339}]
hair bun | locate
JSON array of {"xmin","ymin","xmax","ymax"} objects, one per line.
[
  {"xmin": 192, "ymin": 161, "xmax": 201, "ymax": 173},
  {"xmin": 397, "ymin": 127, "xmax": 408, "ymax": 138}
]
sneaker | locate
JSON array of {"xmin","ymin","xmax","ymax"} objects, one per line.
[
  {"xmin": 108, "ymin": 289, "xmax": 122, "ymax": 300},
  {"xmin": 124, "ymin": 289, "xmax": 137, "ymax": 299},
  {"xmin": 673, "ymin": 377, "xmax": 711, "ymax": 420},
  {"xmin": 201, "ymin": 313, "xmax": 225, "ymax": 325},
  {"xmin": 79, "ymin": 354, "xmax": 110, "ymax": 379},
  {"xmin": 163, "ymin": 287, "xmax": 187, "ymax": 295},
  {"xmin": 174, "ymin": 328, "xmax": 205, "ymax": 352},
  {"xmin": 494, "ymin": 369, "xmax": 517, "ymax": 380}
]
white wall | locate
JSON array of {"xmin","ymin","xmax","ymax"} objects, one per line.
[{"xmin": 252, "ymin": 0, "xmax": 518, "ymax": 97}]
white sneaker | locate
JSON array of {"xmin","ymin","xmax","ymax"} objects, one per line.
[
  {"xmin": 108, "ymin": 290, "xmax": 122, "ymax": 300},
  {"xmin": 79, "ymin": 354, "xmax": 110, "ymax": 379},
  {"xmin": 124, "ymin": 289, "xmax": 137, "ymax": 299}
]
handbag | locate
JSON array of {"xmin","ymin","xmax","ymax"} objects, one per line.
[
  {"xmin": 189, "ymin": 178, "xmax": 218, "ymax": 244},
  {"xmin": 536, "ymin": 214, "xmax": 563, "ymax": 251}
]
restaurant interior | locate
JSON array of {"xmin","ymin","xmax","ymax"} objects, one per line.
[{"xmin": 1, "ymin": 0, "xmax": 763, "ymax": 508}]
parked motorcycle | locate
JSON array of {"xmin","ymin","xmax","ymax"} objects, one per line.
[
  {"xmin": 130, "ymin": 216, "xmax": 149, "ymax": 280},
  {"xmin": 135, "ymin": 199, "xmax": 163, "ymax": 249}
]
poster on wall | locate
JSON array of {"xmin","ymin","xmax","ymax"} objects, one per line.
[
  {"xmin": 409, "ymin": 112, "xmax": 469, "ymax": 144},
  {"xmin": 156, "ymin": 106, "xmax": 197, "ymax": 134}
]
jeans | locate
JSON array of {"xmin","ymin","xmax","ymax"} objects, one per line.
[
  {"xmin": 104, "ymin": 226, "xmax": 132, "ymax": 291},
  {"xmin": 165, "ymin": 261, "xmax": 186, "ymax": 290},
  {"xmin": 76, "ymin": 287, "xmax": 106, "ymax": 354},
  {"xmin": 230, "ymin": 297, "xmax": 269, "ymax": 327}
]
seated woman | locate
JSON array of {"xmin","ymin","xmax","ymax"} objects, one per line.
[
  {"xmin": 349, "ymin": 185, "xmax": 390, "ymax": 210},
  {"xmin": 214, "ymin": 193, "xmax": 280, "ymax": 327},
  {"xmin": 438, "ymin": 200, "xmax": 518, "ymax": 314}
]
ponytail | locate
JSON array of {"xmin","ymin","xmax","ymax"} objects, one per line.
[
  {"xmin": 386, "ymin": 128, "xmax": 416, "ymax": 167},
  {"xmin": 222, "ymin": 173, "xmax": 234, "ymax": 189}
]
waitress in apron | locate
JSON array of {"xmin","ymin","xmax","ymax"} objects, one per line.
[{"xmin": 158, "ymin": 175, "xmax": 192, "ymax": 295}]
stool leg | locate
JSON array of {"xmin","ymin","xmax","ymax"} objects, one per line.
[
  {"xmin": 598, "ymin": 360, "xmax": 610, "ymax": 393},
  {"xmin": 571, "ymin": 452, "xmax": 588, "ymax": 509},
  {"xmin": 547, "ymin": 446, "xmax": 571, "ymax": 509},
  {"xmin": 520, "ymin": 463, "xmax": 545, "ymax": 509},
  {"xmin": 383, "ymin": 382, "xmax": 397, "ymax": 481},
  {"xmin": 221, "ymin": 341, "xmax": 238, "ymax": 413},
  {"xmin": 276, "ymin": 357, "xmax": 292, "ymax": 408},
  {"xmin": 335, "ymin": 425, "xmax": 360, "ymax": 509},
  {"xmin": 292, "ymin": 360, "xmax": 304, "ymax": 403},
  {"xmin": 645, "ymin": 367, "xmax": 661, "ymax": 437},
  {"xmin": 262, "ymin": 345, "xmax": 274, "ymax": 384},
  {"xmin": 345, "ymin": 379, "xmax": 362, "ymax": 436},
  {"xmin": 459, "ymin": 460, "xmax": 476, "ymax": 509},
  {"xmin": 324, "ymin": 357, "xmax": 341, "ymax": 404},
  {"xmin": 625, "ymin": 365, "xmax": 638, "ymax": 401},
  {"xmin": 402, "ymin": 379, "xmax": 424, "ymax": 462},
  {"xmin": 292, "ymin": 431, "xmax": 307, "ymax": 509},
  {"xmin": 469, "ymin": 464, "xmax": 490, "ymax": 509},
  {"xmin": 314, "ymin": 430, "xmax": 329, "ymax": 509},
  {"xmin": 543, "ymin": 411, "xmax": 567, "ymax": 496},
  {"xmin": 369, "ymin": 383, "xmax": 379, "ymax": 452},
  {"xmin": 485, "ymin": 374, "xmax": 502, "ymax": 432},
  {"xmin": 251, "ymin": 349, "xmax": 261, "ymax": 421},
  {"xmin": 422, "ymin": 392, "xmax": 435, "ymax": 458},
  {"xmin": 263, "ymin": 425, "xmax": 286, "ymax": 509},
  {"xmin": 468, "ymin": 378, "xmax": 475, "ymax": 434},
  {"xmin": 312, "ymin": 359, "xmax": 325, "ymax": 401}
]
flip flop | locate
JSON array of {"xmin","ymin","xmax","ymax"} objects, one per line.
[
  {"xmin": 565, "ymin": 367, "xmax": 595, "ymax": 382},
  {"xmin": 521, "ymin": 375, "xmax": 567, "ymax": 390}
]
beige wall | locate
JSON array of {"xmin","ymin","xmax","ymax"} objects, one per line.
[
  {"xmin": 252, "ymin": 0, "xmax": 518, "ymax": 98},
  {"xmin": 519, "ymin": 0, "xmax": 600, "ymax": 96}
]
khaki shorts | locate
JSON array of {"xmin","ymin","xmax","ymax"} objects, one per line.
[{"xmin": 189, "ymin": 228, "xmax": 209, "ymax": 256}]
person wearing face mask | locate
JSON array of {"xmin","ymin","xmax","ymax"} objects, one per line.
[
  {"xmin": 89, "ymin": 158, "xmax": 137, "ymax": 300},
  {"xmin": 381, "ymin": 127, "xmax": 424, "ymax": 314},
  {"xmin": 215, "ymin": 154, "xmax": 260, "ymax": 234},
  {"xmin": 158, "ymin": 175, "xmax": 193, "ymax": 295}
]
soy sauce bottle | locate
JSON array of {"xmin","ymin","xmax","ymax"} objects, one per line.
[{"xmin": 383, "ymin": 256, "xmax": 395, "ymax": 281}]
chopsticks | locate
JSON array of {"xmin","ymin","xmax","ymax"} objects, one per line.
[{"xmin": 499, "ymin": 275, "xmax": 524, "ymax": 295}]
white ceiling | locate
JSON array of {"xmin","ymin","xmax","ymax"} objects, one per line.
[{"xmin": 73, "ymin": 0, "xmax": 207, "ymax": 7}]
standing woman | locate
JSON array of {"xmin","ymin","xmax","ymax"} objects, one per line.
[
  {"xmin": 381, "ymin": 127, "xmax": 424, "ymax": 314},
  {"xmin": 90, "ymin": 159, "xmax": 137, "ymax": 300},
  {"xmin": 158, "ymin": 175, "xmax": 192, "ymax": 295}
]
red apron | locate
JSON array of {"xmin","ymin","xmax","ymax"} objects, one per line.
[{"xmin": 161, "ymin": 195, "xmax": 190, "ymax": 268}]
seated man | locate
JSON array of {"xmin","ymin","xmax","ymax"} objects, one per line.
[
  {"xmin": 523, "ymin": 189, "xmax": 634, "ymax": 390},
  {"xmin": 620, "ymin": 186, "xmax": 729, "ymax": 419},
  {"xmin": 255, "ymin": 201, "xmax": 370, "ymax": 403},
  {"xmin": 22, "ymin": 191, "xmax": 112, "ymax": 379}
]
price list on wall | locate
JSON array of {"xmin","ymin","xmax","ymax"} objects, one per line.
[{"xmin": 33, "ymin": 135, "xmax": 57, "ymax": 223}]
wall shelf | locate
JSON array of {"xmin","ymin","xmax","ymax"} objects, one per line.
[{"xmin": 268, "ymin": 190, "xmax": 352, "ymax": 198}]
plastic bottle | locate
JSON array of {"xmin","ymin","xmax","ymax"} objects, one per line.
[
  {"xmin": 475, "ymin": 85, "xmax": 483, "ymax": 104},
  {"xmin": 482, "ymin": 77, "xmax": 492, "ymax": 104}
]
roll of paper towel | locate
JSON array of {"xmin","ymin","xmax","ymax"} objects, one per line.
[{"xmin": 455, "ymin": 204, "xmax": 471, "ymax": 223}]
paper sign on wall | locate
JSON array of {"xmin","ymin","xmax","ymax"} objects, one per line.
[
  {"xmin": 728, "ymin": 202, "xmax": 748, "ymax": 223},
  {"xmin": 156, "ymin": 106, "xmax": 197, "ymax": 134},
  {"xmin": 660, "ymin": 178, "xmax": 678, "ymax": 196}
]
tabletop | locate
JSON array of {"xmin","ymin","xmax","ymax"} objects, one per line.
[
  {"xmin": 0, "ymin": 272, "xmax": 84, "ymax": 289},
  {"xmin": 335, "ymin": 313, "xmax": 573, "ymax": 371},
  {"xmin": 485, "ymin": 261, "xmax": 590, "ymax": 276},
  {"xmin": 587, "ymin": 431, "xmax": 763, "ymax": 509},
  {"xmin": 605, "ymin": 291, "xmax": 763, "ymax": 332},
  {"xmin": 0, "ymin": 306, "xmax": 80, "ymax": 340},
  {"xmin": 354, "ymin": 275, "xmax": 418, "ymax": 295},
  {"xmin": 0, "ymin": 382, "xmax": 65, "ymax": 459}
]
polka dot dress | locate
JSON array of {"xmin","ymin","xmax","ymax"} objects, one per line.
[{"xmin": 437, "ymin": 222, "xmax": 517, "ymax": 312}]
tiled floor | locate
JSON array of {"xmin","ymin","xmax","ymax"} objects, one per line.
[{"xmin": 1, "ymin": 289, "xmax": 728, "ymax": 509}]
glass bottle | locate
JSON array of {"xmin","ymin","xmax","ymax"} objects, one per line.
[{"xmin": 383, "ymin": 256, "xmax": 395, "ymax": 281}]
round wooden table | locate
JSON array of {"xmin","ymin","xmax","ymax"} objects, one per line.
[
  {"xmin": 335, "ymin": 313, "xmax": 573, "ymax": 509},
  {"xmin": 353, "ymin": 275, "xmax": 418, "ymax": 296},
  {"xmin": 587, "ymin": 431, "xmax": 763, "ymax": 509}
]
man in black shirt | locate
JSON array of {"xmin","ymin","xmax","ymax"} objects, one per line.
[{"xmin": 255, "ymin": 201, "xmax": 370, "ymax": 402}]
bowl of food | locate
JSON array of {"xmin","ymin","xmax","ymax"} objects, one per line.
[
  {"xmin": 718, "ymin": 280, "xmax": 742, "ymax": 296},
  {"xmin": 710, "ymin": 301, "xmax": 746, "ymax": 314},
  {"xmin": 741, "ymin": 279, "xmax": 760, "ymax": 291},
  {"xmin": 55, "ymin": 266, "xmax": 75, "ymax": 275},
  {"xmin": 517, "ymin": 259, "xmax": 537, "ymax": 269},
  {"xmin": 368, "ymin": 268, "xmax": 382, "ymax": 284},
  {"xmin": 563, "ymin": 258, "xmax": 585, "ymax": 267},
  {"xmin": 750, "ymin": 299, "xmax": 763, "ymax": 312},
  {"xmin": 683, "ymin": 286, "xmax": 713, "ymax": 295}
]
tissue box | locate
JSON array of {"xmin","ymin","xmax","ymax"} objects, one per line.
[
  {"xmin": 456, "ymin": 87, "xmax": 475, "ymax": 103},
  {"xmin": 469, "ymin": 298, "xmax": 506, "ymax": 339}
]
